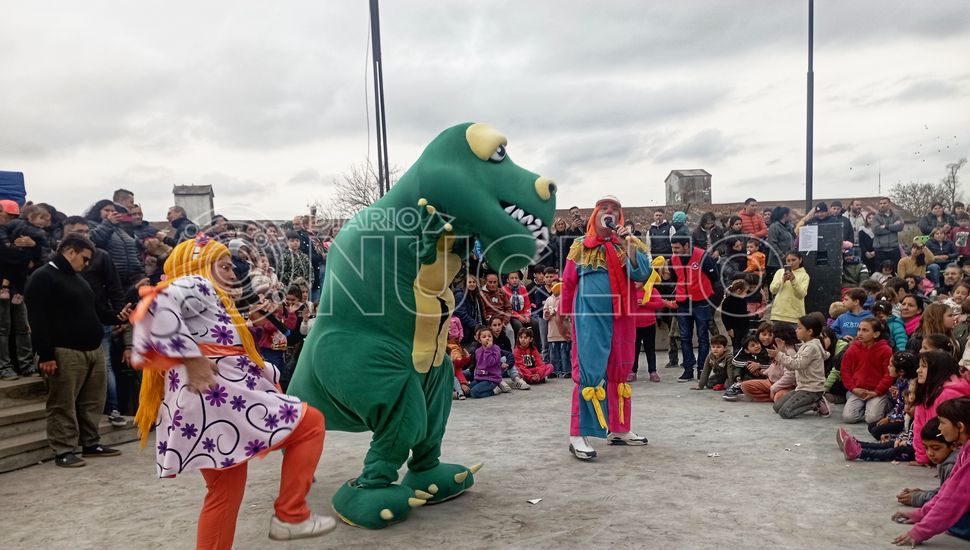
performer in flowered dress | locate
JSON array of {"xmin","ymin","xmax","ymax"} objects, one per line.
[{"xmin": 130, "ymin": 235, "xmax": 335, "ymax": 549}]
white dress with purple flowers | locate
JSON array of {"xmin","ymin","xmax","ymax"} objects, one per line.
[{"xmin": 132, "ymin": 275, "xmax": 304, "ymax": 477}]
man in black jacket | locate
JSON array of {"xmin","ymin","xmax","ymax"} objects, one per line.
[
  {"xmin": 0, "ymin": 201, "xmax": 36, "ymax": 380},
  {"xmin": 62, "ymin": 216, "xmax": 131, "ymax": 427},
  {"xmin": 25, "ymin": 234, "xmax": 132, "ymax": 468},
  {"xmin": 648, "ymin": 208, "xmax": 674, "ymax": 257},
  {"xmin": 164, "ymin": 205, "xmax": 199, "ymax": 245}
]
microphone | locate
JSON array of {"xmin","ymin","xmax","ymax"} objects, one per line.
[{"xmin": 603, "ymin": 217, "xmax": 618, "ymax": 232}]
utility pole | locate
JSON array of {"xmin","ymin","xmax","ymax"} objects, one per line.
[
  {"xmin": 805, "ymin": 0, "xmax": 814, "ymax": 213},
  {"xmin": 369, "ymin": 0, "xmax": 390, "ymax": 196}
]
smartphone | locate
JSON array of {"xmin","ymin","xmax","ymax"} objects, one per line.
[{"xmin": 784, "ymin": 265, "xmax": 792, "ymax": 273}]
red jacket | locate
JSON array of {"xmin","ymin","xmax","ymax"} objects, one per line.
[
  {"xmin": 738, "ymin": 209, "xmax": 768, "ymax": 238},
  {"xmin": 513, "ymin": 345, "xmax": 547, "ymax": 370},
  {"xmin": 252, "ymin": 309, "xmax": 297, "ymax": 350},
  {"xmin": 633, "ymin": 288, "xmax": 663, "ymax": 328},
  {"xmin": 840, "ymin": 339, "xmax": 894, "ymax": 394}
]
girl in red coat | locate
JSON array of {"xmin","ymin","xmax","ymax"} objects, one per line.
[
  {"xmin": 840, "ymin": 317, "xmax": 895, "ymax": 425},
  {"xmin": 513, "ymin": 327, "xmax": 553, "ymax": 384}
]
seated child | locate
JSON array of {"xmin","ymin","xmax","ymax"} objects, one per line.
[
  {"xmin": 769, "ymin": 314, "xmax": 831, "ymax": 418},
  {"xmin": 483, "ymin": 316, "xmax": 530, "ymax": 390},
  {"xmin": 891, "ymin": 396, "xmax": 970, "ymax": 545},
  {"xmin": 469, "ymin": 326, "xmax": 507, "ymax": 398},
  {"xmin": 723, "ymin": 333, "xmax": 772, "ymax": 400},
  {"xmin": 543, "ymin": 283, "xmax": 572, "ymax": 379},
  {"xmin": 828, "ymin": 301, "xmax": 848, "ymax": 328},
  {"xmin": 839, "ymin": 385, "xmax": 916, "ymax": 462},
  {"xmin": 693, "ymin": 334, "xmax": 731, "ymax": 390},
  {"xmin": 897, "ymin": 417, "xmax": 959, "ymax": 507},
  {"xmin": 869, "ymin": 350, "xmax": 918, "ymax": 440},
  {"xmin": 513, "ymin": 327, "xmax": 553, "ymax": 384},
  {"xmin": 448, "ymin": 316, "xmax": 471, "ymax": 400},
  {"xmin": 832, "ymin": 288, "xmax": 871, "ymax": 339}
]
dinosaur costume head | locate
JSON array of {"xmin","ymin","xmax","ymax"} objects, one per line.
[{"xmin": 407, "ymin": 122, "xmax": 556, "ymax": 273}]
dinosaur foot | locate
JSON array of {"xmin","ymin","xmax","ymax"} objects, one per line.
[
  {"xmin": 402, "ymin": 462, "xmax": 482, "ymax": 505},
  {"xmin": 331, "ymin": 479, "xmax": 428, "ymax": 529}
]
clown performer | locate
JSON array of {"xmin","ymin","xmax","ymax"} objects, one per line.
[
  {"xmin": 560, "ymin": 196, "xmax": 656, "ymax": 460},
  {"xmin": 128, "ymin": 235, "xmax": 336, "ymax": 549}
]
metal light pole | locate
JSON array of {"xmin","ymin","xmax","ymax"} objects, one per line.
[
  {"xmin": 369, "ymin": 0, "xmax": 390, "ymax": 196},
  {"xmin": 805, "ymin": 0, "xmax": 814, "ymax": 213}
]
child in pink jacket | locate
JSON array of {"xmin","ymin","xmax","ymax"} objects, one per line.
[
  {"xmin": 631, "ymin": 282, "xmax": 663, "ymax": 382},
  {"xmin": 892, "ymin": 396, "xmax": 970, "ymax": 545}
]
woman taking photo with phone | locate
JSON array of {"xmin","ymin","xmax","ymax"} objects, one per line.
[{"xmin": 768, "ymin": 250, "xmax": 810, "ymax": 328}]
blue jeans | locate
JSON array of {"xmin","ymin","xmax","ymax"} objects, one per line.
[
  {"xmin": 102, "ymin": 326, "xmax": 118, "ymax": 412},
  {"xmin": 950, "ymin": 512, "xmax": 970, "ymax": 541},
  {"xmin": 677, "ymin": 301, "xmax": 712, "ymax": 372},
  {"xmin": 927, "ymin": 262, "xmax": 943, "ymax": 286},
  {"xmin": 549, "ymin": 341, "xmax": 572, "ymax": 376},
  {"xmin": 469, "ymin": 380, "xmax": 498, "ymax": 398}
]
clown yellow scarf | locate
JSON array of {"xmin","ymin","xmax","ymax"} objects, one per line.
[{"xmin": 130, "ymin": 235, "xmax": 265, "ymax": 446}]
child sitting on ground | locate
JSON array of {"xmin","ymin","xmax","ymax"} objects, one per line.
[
  {"xmin": 891, "ymin": 396, "xmax": 970, "ymax": 545},
  {"xmin": 513, "ymin": 327, "xmax": 553, "ymax": 384},
  {"xmin": 543, "ymin": 282, "xmax": 572, "ymax": 379},
  {"xmin": 694, "ymin": 334, "xmax": 731, "ymax": 390},
  {"xmin": 470, "ymin": 326, "xmax": 507, "ymax": 398},
  {"xmin": 832, "ymin": 288, "xmax": 871, "ymax": 339},
  {"xmin": 868, "ymin": 350, "xmax": 919, "ymax": 440},
  {"xmin": 722, "ymin": 333, "xmax": 772, "ymax": 400},
  {"xmin": 484, "ymin": 316, "xmax": 530, "ymax": 390},
  {"xmin": 828, "ymin": 301, "xmax": 848, "ymax": 328},
  {"xmin": 838, "ymin": 387, "xmax": 917, "ymax": 462},
  {"xmin": 768, "ymin": 314, "xmax": 831, "ymax": 418},
  {"xmin": 897, "ymin": 417, "xmax": 959, "ymax": 508},
  {"xmin": 448, "ymin": 316, "xmax": 471, "ymax": 400}
]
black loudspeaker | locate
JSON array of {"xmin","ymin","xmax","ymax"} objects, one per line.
[{"xmin": 802, "ymin": 223, "xmax": 844, "ymax": 317}]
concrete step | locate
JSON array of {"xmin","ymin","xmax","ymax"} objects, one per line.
[
  {"xmin": 0, "ymin": 377, "xmax": 46, "ymax": 409},
  {"xmin": 0, "ymin": 402, "xmax": 45, "ymax": 439},
  {"xmin": 0, "ymin": 416, "xmax": 139, "ymax": 473}
]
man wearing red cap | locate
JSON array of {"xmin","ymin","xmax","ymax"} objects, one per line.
[{"xmin": 560, "ymin": 196, "xmax": 654, "ymax": 460}]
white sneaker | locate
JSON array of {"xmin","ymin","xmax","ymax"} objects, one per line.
[
  {"xmin": 607, "ymin": 431, "xmax": 649, "ymax": 446},
  {"xmin": 269, "ymin": 514, "xmax": 337, "ymax": 541},
  {"xmin": 511, "ymin": 377, "xmax": 531, "ymax": 390},
  {"xmin": 568, "ymin": 436, "xmax": 596, "ymax": 460},
  {"xmin": 499, "ymin": 381, "xmax": 512, "ymax": 393}
]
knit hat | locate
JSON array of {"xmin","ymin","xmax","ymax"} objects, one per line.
[
  {"xmin": 227, "ymin": 238, "xmax": 246, "ymax": 256},
  {"xmin": 672, "ymin": 211, "xmax": 687, "ymax": 224},
  {"xmin": 815, "ymin": 202, "xmax": 828, "ymax": 213},
  {"xmin": 551, "ymin": 282, "xmax": 562, "ymax": 295}
]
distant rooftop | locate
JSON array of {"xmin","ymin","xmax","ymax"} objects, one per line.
[
  {"xmin": 666, "ymin": 169, "xmax": 711, "ymax": 178},
  {"xmin": 173, "ymin": 184, "xmax": 214, "ymax": 195}
]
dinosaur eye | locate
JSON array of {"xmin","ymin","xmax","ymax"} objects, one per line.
[{"xmin": 489, "ymin": 144, "xmax": 506, "ymax": 163}]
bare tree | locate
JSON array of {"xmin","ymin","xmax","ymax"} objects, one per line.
[
  {"xmin": 938, "ymin": 158, "xmax": 967, "ymax": 210},
  {"xmin": 330, "ymin": 163, "xmax": 400, "ymax": 218},
  {"xmin": 888, "ymin": 181, "xmax": 944, "ymax": 218}
]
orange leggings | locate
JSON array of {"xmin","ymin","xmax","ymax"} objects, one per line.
[
  {"xmin": 196, "ymin": 405, "xmax": 325, "ymax": 550},
  {"xmin": 739, "ymin": 379, "xmax": 790, "ymax": 403}
]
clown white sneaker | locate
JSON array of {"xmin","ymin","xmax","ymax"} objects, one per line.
[
  {"xmin": 268, "ymin": 514, "xmax": 337, "ymax": 541},
  {"xmin": 606, "ymin": 431, "xmax": 649, "ymax": 446},
  {"xmin": 568, "ymin": 436, "xmax": 596, "ymax": 460}
]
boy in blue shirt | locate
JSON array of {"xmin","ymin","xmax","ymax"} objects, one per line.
[{"xmin": 832, "ymin": 288, "xmax": 871, "ymax": 338}]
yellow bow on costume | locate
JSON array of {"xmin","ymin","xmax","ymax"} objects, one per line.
[
  {"xmin": 617, "ymin": 383, "xmax": 632, "ymax": 424},
  {"xmin": 582, "ymin": 385, "xmax": 608, "ymax": 429},
  {"xmin": 641, "ymin": 256, "xmax": 667, "ymax": 304}
]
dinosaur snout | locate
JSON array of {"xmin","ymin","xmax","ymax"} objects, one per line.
[{"xmin": 535, "ymin": 176, "xmax": 556, "ymax": 201}]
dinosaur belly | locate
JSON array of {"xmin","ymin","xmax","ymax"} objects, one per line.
[{"xmin": 411, "ymin": 241, "xmax": 461, "ymax": 373}]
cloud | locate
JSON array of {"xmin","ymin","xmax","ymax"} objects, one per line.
[{"xmin": 655, "ymin": 129, "xmax": 740, "ymax": 163}]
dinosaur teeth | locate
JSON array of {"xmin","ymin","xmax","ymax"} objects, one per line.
[
  {"xmin": 504, "ymin": 204, "xmax": 517, "ymax": 214},
  {"xmin": 521, "ymin": 214, "xmax": 535, "ymax": 226}
]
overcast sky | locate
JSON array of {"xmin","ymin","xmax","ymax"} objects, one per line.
[{"xmin": 2, "ymin": 1, "xmax": 969, "ymax": 220}]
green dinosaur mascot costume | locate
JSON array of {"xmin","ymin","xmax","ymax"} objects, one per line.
[{"xmin": 289, "ymin": 122, "xmax": 556, "ymax": 529}]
